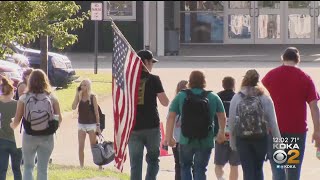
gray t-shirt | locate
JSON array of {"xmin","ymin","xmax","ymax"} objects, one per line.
[{"xmin": 0, "ymin": 100, "xmax": 17, "ymax": 142}]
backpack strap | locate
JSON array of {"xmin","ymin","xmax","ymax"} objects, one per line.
[
  {"xmin": 201, "ymin": 90, "xmax": 212, "ymax": 98},
  {"xmin": 182, "ymin": 89, "xmax": 193, "ymax": 97}
]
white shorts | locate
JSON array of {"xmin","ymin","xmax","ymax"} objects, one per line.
[{"xmin": 78, "ymin": 123, "xmax": 96, "ymax": 132}]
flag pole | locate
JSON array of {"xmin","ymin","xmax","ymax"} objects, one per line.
[{"xmin": 110, "ymin": 18, "xmax": 150, "ymax": 73}]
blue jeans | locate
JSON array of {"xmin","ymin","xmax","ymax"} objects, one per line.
[
  {"xmin": 128, "ymin": 128, "xmax": 160, "ymax": 180},
  {"xmin": 22, "ymin": 133, "xmax": 54, "ymax": 180},
  {"xmin": 236, "ymin": 136, "xmax": 268, "ymax": 180},
  {"xmin": 267, "ymin": 133, "xmax": 306, "ymax": 180},
  {"xmin": 0, "ymin": 139, "xmax": 22, "ymax": 180},
  {"xmin": 179, "ymin": 144, "xmax": 212, "ymax": 180}
]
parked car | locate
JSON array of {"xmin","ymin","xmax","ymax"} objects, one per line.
[
  {"xmin": 0, "ymin": 60, "xmax": 23, "ymax": 88},
  {"xmin": 8, "ymin": 43, "xmax": 77, "ymax": 87},
  {"xmin": 5, "ymin": 53, "xmax": 30, "ymax": 68}
]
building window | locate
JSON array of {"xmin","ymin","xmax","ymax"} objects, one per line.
[
  {"xmin": 103, "ymin": 1, "xmax": 136, "ymax": 21},
  {"xmin": 180, "ymin": 1, "xmax": 224, "ymax": 43}
]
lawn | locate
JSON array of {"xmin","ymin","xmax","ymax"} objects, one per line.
[
  {"xmin": 6, "ymin": 164, "xmax": 129, "ymax": 180},
  {"xmin": 54, "ymin": 70, "xmax": 113, "ymax": 112}
]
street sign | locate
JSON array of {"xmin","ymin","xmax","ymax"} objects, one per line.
[{"xmin": 91, "ymin": 3, "xmax": 103, "ymax": 21}]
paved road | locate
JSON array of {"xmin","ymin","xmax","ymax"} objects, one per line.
[{"xmin": 32, "ymin": 60, "xmax": 320, "ymax": 180}]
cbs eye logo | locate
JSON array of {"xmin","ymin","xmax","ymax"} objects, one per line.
[{"xmin": 273, "ymin": 149, "xmax": 300, "ymax": 164}]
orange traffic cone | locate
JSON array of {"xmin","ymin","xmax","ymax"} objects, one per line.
[{"xmin": 160, "ymin": 122, "xmax": 172, "ymax": 156}]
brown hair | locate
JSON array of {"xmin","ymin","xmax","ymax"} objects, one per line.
[
  {"xmin": 175, "ymin": 80, "xmax": 188, "ymax": 95},
  {"xmin": 281, "ymin": 47, "xmax": 300, "ymax": 63},
  {"xmin": 241, "ymin": 69, "xmax": 264, "ymax": 95},
  {"xmin": 22, "ymin": 68, "xmax": 34, "ymax": 84},
  {"xmin": 27, "ymin": 69, "xmax": 52, "ymax": 94},
  {"xmin": 1, "ymin": 76, "xmax": 14, "ymax": 96},
  {"xmin": 222, "ymin": 76, "xmax": 235, "ymax": 90},
  {"xmin": 188, "ymin": 70, "xmax": 206, "ymax": 89}
]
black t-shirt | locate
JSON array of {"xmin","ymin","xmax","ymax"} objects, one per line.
[
  {"xmin": 134, "ymin": 71, "xmax": 164, "ymax": 130},
  {"xmin": 213, "ymin": 89, "xmax": 235, "ymax": 135},
  {"xmin": 217, "ymin": 89, "xmax": 235, "ymax": 118}
]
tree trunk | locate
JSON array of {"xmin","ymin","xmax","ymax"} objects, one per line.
[{"xmin": 40, "ymin": 35, "xmax": 48, "ymax": 74}]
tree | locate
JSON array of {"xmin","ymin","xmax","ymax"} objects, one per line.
[{"xmin": 0, "ymin": 1, "xmax": 89, "ymax": 74}]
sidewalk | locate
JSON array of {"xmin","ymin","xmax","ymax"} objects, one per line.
[
  {"xmin": 65, "ymin": 44, "xmax": 320, "ymax": 64},
  {"xmin": 44, "ymin": 62, "xmax": 320, "ymax": 180}
]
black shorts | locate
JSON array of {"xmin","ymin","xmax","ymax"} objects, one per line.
[{"xmin": 214, "ymin": 141, "xmax": 240, "ymax": 166}]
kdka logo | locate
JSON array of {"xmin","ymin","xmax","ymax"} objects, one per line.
[{"xmin": 272, "ymin": 138, "xmax": 300, "ymax": 169}]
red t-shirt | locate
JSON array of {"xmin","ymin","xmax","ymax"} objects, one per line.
[{"xmin": 262, "ymin": 65, "xmax": 320, "ymax": 133}]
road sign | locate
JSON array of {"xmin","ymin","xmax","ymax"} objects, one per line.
[{"xmin": 91, "ymin": 3, "xmax": 103, "ymax": 21}]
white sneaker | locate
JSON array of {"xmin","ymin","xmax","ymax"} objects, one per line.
[{"xmin": 217, "ymin": 177, "xmax": 225, "ymax": 180}]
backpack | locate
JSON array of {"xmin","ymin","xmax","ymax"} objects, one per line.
[
  {"xmin": 22, "ymin": 93, "xmax": 59, "ymax": 136},
  {"xmin": 91, "ymin": 135, "xmax": 115, "ymax": 166},
  {"xmin": 235, "ymin": 92, "xmax": 267, "ymax": 139},
  {"xmin": 90, "ymin": 95, "xmax": 105, "ymax": 131},
  {"xmin": 181, "ymin": 89, "xmax": 212, "ymax": 140}
]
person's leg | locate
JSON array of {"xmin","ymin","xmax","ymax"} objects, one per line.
[
  {"xmin": 36, "ymin": 135, "xmax": 54, "ymax": 180},
  {"xmin": 172, "ymin": 143, "xmax": 181, "ymax": 180},
  {"xmin": 128, "ymin": 130, "xmax": 144, "ymax": 180},
  {"xmin": 10, "ymin": 144, "xmax": 22, "ymax": 180},
  {"xmin": 179, "ymin": 144, "xmax": 194, "ymax": 180},
  {"xmin": 87, "ymin": 130, "xmax": 102, "ymax": 169},
  {"xmin": 193, "ymin": 147, "xmax": 212, "ymax": 180},
  {"xmin": 252, "ymin": 137, "xmax": 268, "ymax": 180},
  {"xmin": 22, "ymin": 133, "xmax": 38, "ymax": 180},
  {"xmin": 78, "ymin": 130, "xmax": 87, "ymax": 168},
  {"xmin": 267, "ymin": 134, "xmax": 285, "ymax": 180},
  {"xmin": 214, "ymin": 142, "xmax": 228, "ymax": 180},
  {"xmin": 0, "ymin": 140, "xmax": 10, "ymax": 180},
  {"xmin": 285, "ymin": 133, "xmax": 306, "ymax": 180},
  {"xmin": 144, "ymin": 128, "xmax": 160, "ymax": 180},
  {"xmin": 236, "ymin": 137, "xmax": 255, "ymax": 180},
  {"xmin": 228, "ymin": 146, "xmax": 241, "ymax": 180}
]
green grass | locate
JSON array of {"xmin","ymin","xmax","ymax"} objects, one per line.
[
  {"xmin": 6, "ymin": 164, "xmax": 129, "ymax": 180},
  {"xmin": 54, "ymin": 70, "xmax": 112, "ymax": 112}
]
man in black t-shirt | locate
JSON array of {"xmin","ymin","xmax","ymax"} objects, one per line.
[
  {"xmin": 128, "ymin": 50, "xmax": 169, "ymax": 180},
  {"xmin": 214, "ymin": 76, "xmax": 240, "ymax": 180}
]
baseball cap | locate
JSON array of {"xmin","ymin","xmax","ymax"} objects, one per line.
[{"xmin": 137, "ymin": 50, "xmax": 158, "ymax": 63}]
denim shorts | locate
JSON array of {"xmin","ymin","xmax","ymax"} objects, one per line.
[
  {"xmin": 214, "ymin": 141, "xmax": 240, "ymax": 166},
  {"xmin": 78, "ymin": 123, "xmax": 96, "ymax": 132}
]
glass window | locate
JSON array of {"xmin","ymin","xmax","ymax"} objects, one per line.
[
  {"xmin": 288, "ymin": 14, "xmax": 311, "ymax": 38},
  {"xmin": 180, "ymin": 12, "xmax": 224, "ymax": 43},
  {"xmin": 104, "ymin": 1, "xmax": 136, "ymax": 21},
  {"xmin": 257, "ymin": 14, "xmax": 280, "ymax": 39},
  {"xmin": 181, "ymin": 1, "xmax": 224, "ymax": 11},
  {"xmin": 258, "ymin": 1, "xmax": 281, "ymax": 9},
  {"xmin": 288, "ymin": 1, "xmax": 311, "ymax": 8},
  {"xmin": 228, "ymin": 1, "xmax": 250, "ymax": 9},
  {"xmin": 228, "ymin": 15, "xmax": 251, "ymax": 39}
]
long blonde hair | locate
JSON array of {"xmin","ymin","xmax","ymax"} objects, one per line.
[{"xmin": 80, "ymin": 79, "xmax": 95, "ymax": 104}]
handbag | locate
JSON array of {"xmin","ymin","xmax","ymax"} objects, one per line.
[{"xmin": 91, "ymin": 134, "xmax": 115, "ymax": 166}]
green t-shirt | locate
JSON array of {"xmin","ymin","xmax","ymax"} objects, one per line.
[
  {"xmin": 169, "ymin": 88, "xmax": 225, "ymax": 148},
  {"xmin": 0, "ymin": 100, "xmax": 17, "ymax": 142}
]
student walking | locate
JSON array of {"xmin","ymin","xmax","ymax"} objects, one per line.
[
  {"xmin": 15, "ymin": 68, "xmax": 33, "ymax": 100},
  {"xmin": 0, "ymin": 76, "xmax": 22, "ymax": 180},
  {"xmin": 128, "ymin": 50, "xmax": 169, "ymax": 180},
  {"xmin": 262, "ymin": 47, "xmax": 320, "ymax": 180},
  {"xmin": 10, "ymin": 69, "xmax": 62, "ymax": 180},
  {"xmin": 72, "ymin": 79, "xmax": 102, "ymax": 169},
  {"xmin": 214, "ymin": 76, "xmax": 240, "ymax": 180},
  {"xmin": 166, "ymin": 70, "xmax": 226, "ymax": 180},
  {"xmin": 228, "ymin": 69, "xmax": 281, "ymax": 180},
  {"xmin": 167, "ymin": 80, "xmax": 188, "ymax": 180}
]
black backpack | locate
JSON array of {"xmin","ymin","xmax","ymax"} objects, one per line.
[
  {"xmin": 90, "ymin": 95, "xmax": 106, "ymax": 131},
  {"xmin": 181, "ymin": 89, "xmax": 212, "ymax": 140}
]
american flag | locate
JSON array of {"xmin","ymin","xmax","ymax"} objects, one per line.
[{"xmin": 112, "ymin": 22, "xmax": 143, "ymax": 172}]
